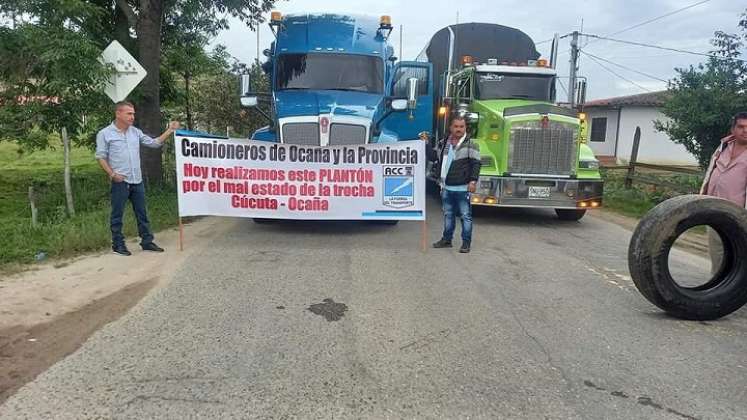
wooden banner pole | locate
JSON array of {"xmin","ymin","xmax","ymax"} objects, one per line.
[
  {"xmin": 178, "ymin": 217, "xmax": 184, "ymax": 251},
  {"xmin": 421, "ymin": 219, "xmax": 427, "ymax": 253}
]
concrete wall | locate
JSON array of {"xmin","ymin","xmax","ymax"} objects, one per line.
[
  {"xmin": 584, "ymin": 106, "xmax": 698, "ymax": 166},
  {"xmin": 616, "ymin": 107, "xmax": 697, "ymax": 166}
]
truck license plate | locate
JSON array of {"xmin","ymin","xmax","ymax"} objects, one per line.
[{"xmin": 528, "ymin": 186, "xmax": 552, "ymax": 198}]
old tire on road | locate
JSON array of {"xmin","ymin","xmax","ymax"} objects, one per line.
[{"xmin": 628, "ymin": 194, "xmax": 747, "ymax": 320}]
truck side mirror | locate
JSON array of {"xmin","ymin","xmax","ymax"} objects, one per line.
[
  {"xmin": 406, "ymin": 77, "xmax": 419, "ymax": 110},
  {"xmin": 240, "ymin": 97, "xmax": 258, "ymax": 107},
  {"xmin": 391, "ymin": 99, "xmax": 408, "ymax": 111},
  {"xmin": 239, "ymin": 74, "xmax": 258, "ymax": 108}
]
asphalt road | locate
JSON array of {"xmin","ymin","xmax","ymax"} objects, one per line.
[{"xmin": 2, "ymin": 195, "xmax": 746, "ymax": 419}]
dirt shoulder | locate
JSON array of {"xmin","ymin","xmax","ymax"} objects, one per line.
[{"xmin": 0, "ymin": 217, "xmax": 231, "ymax": 404}]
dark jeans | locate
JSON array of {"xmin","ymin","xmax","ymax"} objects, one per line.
[
  {"xmin": 111, "ymin": 181, "xmax": 154, "ymax": 247},
  {"xmin": 441, "ymin": 189, "xmax": 473, "ymax": 243}
]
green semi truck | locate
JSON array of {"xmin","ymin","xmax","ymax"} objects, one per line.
[{"xmin": 419, "ymin": 23, "xmax": 603, "ymax": 221}]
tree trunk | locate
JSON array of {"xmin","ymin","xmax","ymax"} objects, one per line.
[
  {"xmin": 113, "ymin": 6, "xmax": 135, "ymax": 53},
  {"xmin": 62, "ymin": 127, "xmax": 75, "ymax": 216},
  {"xmin": 136, "ymin": 0, "xmax": 164, "ymax": 184},
  {"xmin": 185, "ymin": 72, "xmax": 194, "ymax": 130}
]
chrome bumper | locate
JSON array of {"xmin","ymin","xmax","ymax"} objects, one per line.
[{"xmin": 471, "ymin": 176, "xmax": 604, "ymax": 209}]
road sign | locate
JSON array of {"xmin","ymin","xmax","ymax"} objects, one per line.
[{"xmin": 99, "ymin": 40, "xmax": 147, "ymax": 103}]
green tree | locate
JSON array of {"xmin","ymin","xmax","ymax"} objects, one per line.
[
  {"xmin": 2, "ymin": 0, "xmax": 277, "ymax": 182},
  {"xmin": 656, "ymin": 9, "xmax": 747, "ymax": 168},
  {"xmin": 190, "ymin": 58, "xmax": 269, "ymax": 137},
  {"xmin": 114, "ymin": 0, "xmax": 276, "ymax": 182},
  {"xmin": 0, "ymin": 19, "xmax": 113, "ymax": 216},
  {"xmin": 163, "ymin": 32, "xmax": 225, "ymax": 130},
  {"xmin": 0, "ymin": 22, "xmax": 111, "ymax": 148}
]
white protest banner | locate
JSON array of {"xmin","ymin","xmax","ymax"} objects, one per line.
[{"xmin": 175, "ymin": 135, "xmax": 425, "ymax": 221}]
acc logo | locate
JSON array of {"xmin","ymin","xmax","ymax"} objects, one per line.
[{"xmin": 383, "ymin": 166, "xmax": 414, "ymax": 208}]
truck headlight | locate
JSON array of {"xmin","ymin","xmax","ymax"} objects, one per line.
[{"xmin": 579, "ymin": 160, "xmax": 600, "ymax": 170}]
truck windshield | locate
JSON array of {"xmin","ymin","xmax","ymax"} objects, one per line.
[
  {"xmin": 275, "ymin": 53, "xmax": 384, "ymax": 94},
  {"xmin": 475, "ymin": 72, "xmax": 554, "ymax": 101}
]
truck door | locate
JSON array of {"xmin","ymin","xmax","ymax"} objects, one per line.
[{"xmin": 382, "ymin": 61, "xmax": 433, "ymax": 140}]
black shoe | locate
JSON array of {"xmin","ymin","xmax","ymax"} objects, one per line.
[
  {"xmin": 459, "ymin": 241, "xmax": 471, "ymax": 253},
  {"xmin": 141, "ymin": 242, "xmax": 164, "ymax": 252},
  {"xmin": 112, "ymin": 245, "xmax": 131, "ymax": 256},
  {"xmin": 432, "ymin": 239, "xmax": 452, "ymax": 248}
]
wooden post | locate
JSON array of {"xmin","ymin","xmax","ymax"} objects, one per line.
[
  {"xmin": 62, "ymin": 127, "xmax": 75, "ymax": 216},
  {"xmin": 624, "ymin": 126, "xmax": 641, "ymax": 189},
  {"xmin": 421, "ymin": 219, "xmax": 427, "ymax": 252},
  {"xmin": 178, "ymin": 217, "xmax": 184, "ymax": 251},
  {"xmin": 28, "ymin": 186, "xmax": 38, "ymax": 227}
]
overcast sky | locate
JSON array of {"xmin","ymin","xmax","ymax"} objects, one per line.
[{"xmin": 211, "ymin": 0, "xmax": 746, "ymax": 100}]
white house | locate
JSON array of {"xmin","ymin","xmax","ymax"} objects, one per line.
[{"xmin": 583, "ymin": 91, "xmax": 698, "ymax": 166}]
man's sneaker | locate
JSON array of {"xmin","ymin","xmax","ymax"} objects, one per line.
[
  {"xmin": 141, "ymin": 242, "xmax": 164, "ymax": 252},
  {"xmin": 112, "ymin": 245, "xmax": 131, "ymax": 256},
  {"xmin": 432, "ymin": 239, "xmax": 452, "ymax": 248},
  {"xmin": 459, "ymin": 241, "xmax": 471, "ymax": 253}
]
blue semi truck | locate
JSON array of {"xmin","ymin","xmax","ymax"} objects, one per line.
[{"xmin": 240, "ymin": 12, "xmax": 434, "ymax": 146}]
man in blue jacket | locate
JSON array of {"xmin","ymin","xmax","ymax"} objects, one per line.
[{"xmin": 432, "ymin": 116, "xmax": 481, "ymax": 253}]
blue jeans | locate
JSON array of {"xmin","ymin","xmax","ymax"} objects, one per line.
[
  {"xmin": 441, "ymin": 189, "xmax": 473, "ymax": 243},
  {"xmin": 111, "ymin": 182, "xmax": 154, "ymax": 247}
]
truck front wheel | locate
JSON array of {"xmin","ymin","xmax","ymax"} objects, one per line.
[{"xmin": 555, "ymin": 209, "xmax": 586, "ymax": 221}]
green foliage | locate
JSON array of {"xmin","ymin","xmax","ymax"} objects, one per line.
[
  {"xmin": 0, "ymin": 0, "xmax": 278, "ymax": 151},
  {"xmin": 601, "ymin": 169, "xmax": 703, "ymax": 218},
  {"xmin": 189, "ymin": 60, "xmax": 269, "ymax": 136},
  {"xmin": 0, "ymin": 21, "xmax": 112, "ymax": 148},
  {"xmin": 0, "ymin": 142, "xmax": 178, "ymax": 270},
  {"xmin": 656, "ymin": 8, "xmax": 747, "ymax": 168},
  {"xmin": 163, "ymin": 0, "xmax": 276, "ymax": 36}
]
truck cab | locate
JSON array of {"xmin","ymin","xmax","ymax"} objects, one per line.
[
  {"xmin": 241, "ymin": 12, "xmax": 433, "ymax": 146},
  {"xmin": 421, "ymin": 23, "xmax": 603, "ymax": 221}
]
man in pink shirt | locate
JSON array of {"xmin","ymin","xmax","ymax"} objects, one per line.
[{"xmin": 700, "ymin": 112, "xmax": 747, "ymax": 273}]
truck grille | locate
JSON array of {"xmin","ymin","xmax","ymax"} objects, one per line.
[
  {"xmin": 330, "ymin": 123, "xmax": 367, "ymax": 145},
  {"xmin": 282, "ymin": 122, "xmax": 320, "ymax": 145},
  {"xmin": 508, "ymin": 120, "xmax": 577, "ymax": 176}
]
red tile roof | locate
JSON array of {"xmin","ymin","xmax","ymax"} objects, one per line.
[{"xmin": 584, "ymin": 91, "xmax": 669, "ymax": 108}]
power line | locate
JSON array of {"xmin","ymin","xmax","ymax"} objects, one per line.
[
  {"xmin": 557, "ymin": 77, "xmax": 569, "ymax": 96},
  {"xmin": 580, "ymin": 50, "xmax": 669, "ymax": 83},
  {"xmin": 599, "ymin": 0, "xmax": 710, "ymax": 41},
  {"xmin": 584, "ymin": 53, "xmax": 652, "ymax": 92},
  {"xmin": 583, "ymin": 34, "xmax": 747, "ymax": 63},
  {"xmin": 559, "ymin": 0, "xmax": 712, "ymax": 55},
  {"xmin": 604, "ymin": 53, "xmax": 683, "ymax": 59}
]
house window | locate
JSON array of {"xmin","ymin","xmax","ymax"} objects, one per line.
[{"xmin": 590, "ymin": 117, "xmax": 607, "ymax": 142}]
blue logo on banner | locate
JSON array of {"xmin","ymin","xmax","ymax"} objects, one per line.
[
  {"xmin": 384, "ymin": 177, "xmax": 413, "ymax": 196},
  {"xmin": 383, "ymin": 166, "xmax": 415, "ymax": 208}
]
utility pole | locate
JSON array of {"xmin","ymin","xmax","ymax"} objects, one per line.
[
  {"xmin": 568, "ymin": 31, "xmax": 580, "ymax": 108},
  {"xmin": 256, "ymin": 29, "xmax": 260, "ymax": 66},
  {"xmin": 399, "ymin": 25, "xmax": 403, "ymax": 60}
]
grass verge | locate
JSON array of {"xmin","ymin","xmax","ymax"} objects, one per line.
[
  {"xmin": 0, "ymin": 142, "xmax": 178, "ymax": 271},
  {"xmin": 601, "ymin": 168, "xmax": 703, "ymax": 219}
]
